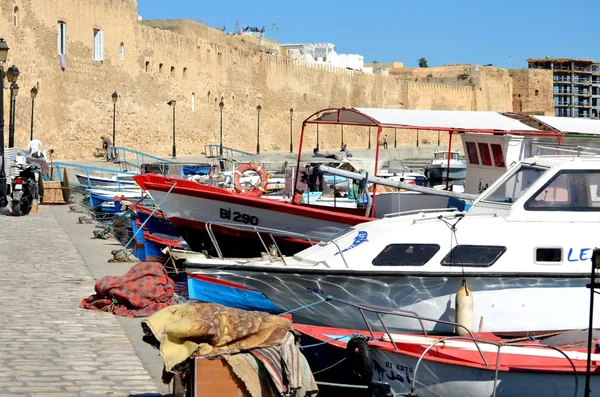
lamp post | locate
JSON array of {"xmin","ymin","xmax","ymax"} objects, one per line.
[
  {"xmin": 0, "ymin": 38, "xmax": 9, "ymax": 209},
  {"xmin": 416, "ymin": 130, "xmax": 419, "ymax": 147},
  {"xmin": 316, "ymin": 123, "xmax": 319, "ymax": 151},
  {"xmin": 368, "ymin": 127, "xmax": 371, "ymax": 149},
  {"xmin": 219, "ymin": 98, "xmax": 224, "ymax": 156},
  {"xmin": 437, "ymin": 131, "xmax": 441, "ymax": 146},
  {"xmin": 289, "ymin": 108, "xmax": 294, "ymax": 153},
  {"xmin": 394, "ymin": 128, "xmax": 397, "ymax": 148},
  {"xmin": 167, "ymin": 100, "xmax": 176, "ymax": 159},
  {"xmin": 111, "ymin": 91, "xmax": 118, "ymax": 148},
  {"xmin": 30, "ymin": 86, "xmax": 38, "ymax": 141},
  {"xmin": 7, "ymin": 64, "xmax": 19, "ymax": 148},
  {"xmin": 341, "ymin": 125, "xmax": 344, "ymax": 148},
  {"xmin": 256, "ymin": 104, "xmax": 261, "ymax": 154}
]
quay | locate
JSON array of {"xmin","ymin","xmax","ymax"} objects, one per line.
[{"xmin": 0, "ymin": 205, "xmax": 169, "ymax": 396}]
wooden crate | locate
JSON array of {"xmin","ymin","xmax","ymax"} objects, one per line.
[
  {"xmin": 41, "ymin": 181, "xmax": 66, "ymax": 204},
  {"xmin": 181, "ymin": 357, "xmax": 250, "ymax": 397}
]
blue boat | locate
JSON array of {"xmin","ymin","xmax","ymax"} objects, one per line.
[
  {"xmin": 131, "ymin": 203, "xmax": 179, "ymax": 237},
  {"xmin": 187, "ymin": 273, "xmax": 282, "ymax": 313},
  {"xmin": 131, "ymin": 219, "xmax": 146, "ymax": 261},
  {"xmin": 143, "ymin": 232, "xmax": 188, "ymax": 264},
  {"xmin": 88, "ymin": 188, "xmax": 143, "ymax": 207}
]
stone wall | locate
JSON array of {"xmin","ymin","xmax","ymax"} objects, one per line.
[
  {"xmin": 509, "ymin": 69, "xmax": 554, "ymax": 116},
  {"xmin": 1, "ymin": 0, "xmax": 514, "ymax": 160}
]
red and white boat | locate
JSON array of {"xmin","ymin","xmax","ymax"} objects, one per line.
[
  {"xmin": 296, "ymin": 322, "xmax": 600, "ymax": 397},
  {"xmin": 133, "ymin": 175, "xmax": 371, "ymax": 254}
]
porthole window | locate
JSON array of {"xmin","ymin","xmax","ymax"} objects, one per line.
[
  {"xmin": 441, "ymin": 245, "xmax": 506, "ymax": 267},
  {"xmin": 535, "ymin": 248, "xmax": 562, "ymax": 264},
  {"xmin": 373, "ymin": 244, "xmax": 440, "ymax": 266}
]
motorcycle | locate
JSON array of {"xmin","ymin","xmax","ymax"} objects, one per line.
[{"xmin": 10, "ymin": 163, "xmax": 39, "ymax": 216}]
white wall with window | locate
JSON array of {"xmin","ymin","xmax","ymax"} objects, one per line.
[
  {"xmin": 57, "ymin": 21, "xmax": 67, "ymax": 55},
  {"xmin": 93, "ymin": 29, "xmax": 104, "ymax": 61}
]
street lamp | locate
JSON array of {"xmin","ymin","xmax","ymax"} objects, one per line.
[
  {"xmin": 341, "ymin": 125, "xmax": 344, "ymax": 148},
  {"xmin": 30, "ymin": 86, "xmax": 38, "ymax": 141},
  {"xmin": 219, "ymin": 98, "xmax": 224, "ymax": 156},
  {"xmin": 394, "ymin": 128, "xmax": 397, "ymax": 148},
  {"xmin": 167, "ymin": 100, "xmax": 176, "ymax": 159},
  {"xmin": 437, "ymin": 131, "xmax": 441, "ymax": 146},
  {"xmin": 111, "ymin": 91, "xmax": 118, "ymax": 148},
  {"xmin": 316, "ymin": 123, "xmax": 320, "ymax": 151},
  {"xmin": 256, "ymin": 104, "xmax": 261, "ymax": 154},
  {"xmin": 368, "ymin": 127, "xmax": 371, "ymax": 149},
  {"xmin": 289, "ymin": 108, "xmax": 294, "ymax": 153},
  {"xmin": 7, "ymin": 64, "xmax": 19, "ymax": 148},
  {"xmin": 416, "ymin": 129, "xmax": 419, "ymax": 147},
  {"xmin": 0, "ymin": 38, "xmax": 9, "ymax": 209}
]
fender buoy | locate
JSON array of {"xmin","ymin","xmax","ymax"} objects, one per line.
[
  {"xmin": 346, "ymin": 335, "xmax": 373, "ymax": 386},
  {"xmin": 455, "ymin": 279, "xmax": 474, "ymax": 336},
  {"xmin": 233, "ymin": 163, "xmax": 268, "ymax": 197}
]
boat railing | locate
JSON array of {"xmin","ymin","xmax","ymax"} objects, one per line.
[
  {"xmin": 383, "ymin": 207, "xmax": 459, "ymax": 218},
  {"xmin": 530, "ymin": 143, "xmax": 600, "ymax": 157},
  {"xmin": 204, "ymin": 221, "xmax": 352, "ymax": 268},
  {"xmin": 51, "ymin": 161, "xmax": 138, "ymax": 190},
  {"xmin": 410, "ymin": 336, "xmax": 578, "ymax": 397},
  {"xmin": 113, "ymin": 147, "xmax": 174, "ymax": 171},
  {"xmin": 325, "ymin": 296, "xmax": 488, "ymax": 366},
  {"xmin": 204, "ymin": 144, "xmax": 253, "ymax": 159}
]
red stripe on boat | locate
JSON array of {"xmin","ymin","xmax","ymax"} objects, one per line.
[{"xmin": 187, "ymin": 273, "xmax": 258, "ymax": 291}]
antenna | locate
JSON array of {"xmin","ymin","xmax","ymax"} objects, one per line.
[{"xmin": 509, "ymin": 55, "xmax": 512, "ymax": 69}]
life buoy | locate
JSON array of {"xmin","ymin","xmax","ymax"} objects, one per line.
[{"xmin": 233, "ymin": 163, "xmax": 268, "ymax": 197}]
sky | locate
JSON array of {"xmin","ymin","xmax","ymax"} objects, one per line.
[{"xmin": 137, "ymin": 0, "xmax": 597, "ymax": 68}]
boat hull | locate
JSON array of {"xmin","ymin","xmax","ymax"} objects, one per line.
[
  {"xmin": 427, "ymin": 165, "xmax": 467, "ymax": 180},
  {"xmin": 184, "ymin": 267, "xmax": 600, "ymax": 334},
  {"xmin": 143, "ymin": 233, "xmax": 184, "ymax": 264}
]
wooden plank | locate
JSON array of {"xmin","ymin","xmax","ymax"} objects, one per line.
[
  {"xmin": 41, "ymin": 181, "xmax": 66, "ymax": 204},
  {"xmin": 192, "ymin": 358, "xmax": 250, "ymax": 397}
]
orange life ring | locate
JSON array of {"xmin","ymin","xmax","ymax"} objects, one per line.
[{"xmin": 233, "ymin": 163, "xmax": 268, "ymax": 196}]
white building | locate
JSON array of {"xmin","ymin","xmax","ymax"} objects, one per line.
[{"xmin": 281, "ymin": 42, "xmax": 364, "ymax": 71}]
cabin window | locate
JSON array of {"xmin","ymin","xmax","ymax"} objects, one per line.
[
  {"xmin": 535, "ymin": 248, "xmax": 562, "ymax": 263},
  {"xmin": 372, "ymin": 244, "xmax": 440, "ymax": 266},
  {"xmin": 465, "ymin": 142, "xmax": 479, "ymax": 165},
  {"xmin": 482, "ymin": 164, "xmax": 547, "ymax": 204},
  {"xmin": 525, "ymin": 170, "xmax": 600, "ymax": 211},
  {"xmin": 491, "ymin": 144, "xmax": 505, "ymax": 167},
  {"xmin": 441, "ymin": 245, "xmax": 506, "ymax": 267},
  {"xmin": 478, "ymin": 143, "xmax": 492, "ymax": 166}
]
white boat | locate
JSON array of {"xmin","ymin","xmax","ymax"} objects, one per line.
[
  {"xmin": 76, "ymin": 172, "xmax": 136, "ymax": 188},
  {"xmin": 426, "ymin": 151, "xmax": 467, "ymax": 180},
  {"xmin": 185, "ymin": 155, "xmax": 600, "ymax": 334}
]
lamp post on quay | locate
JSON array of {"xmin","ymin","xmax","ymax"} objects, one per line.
[
  {"xmin": 167, "ymin": 100, "xmax": 176, "ymax": 159},
  {"xmin": 30, "ymin": 86, "xmax": 38, "ymax": 141},
  {"xmin": 111, "ymin": 91, "xmax": 118, "ymax": 147},
  {"xmin": 7, "ymin": 64, "xmax": 19, "ymax": 148},
  {"xmin": 289, "ymin": 108, "xmax": 293, "ymax": 153},
  {"xmin": 219, "ymin": 98, "xmax": 224, "ymax": 156},
  {"xmin": 0, "ymin": 38, "xmax": 10, "ymax": 210},
  {"xmin": 368, "ymin": 127, "xmax": 371, "ymax": 149},
  {"xmin": 256, "ymin": 104, "xmax": 261, "ymax": 154},
  {"xmin": 341, "ymin": 125, "xmax": 344, "ymax": 148}
]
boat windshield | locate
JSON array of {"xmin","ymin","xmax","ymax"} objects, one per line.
[
  {"xmin": 434, "ymin": 152, "xmax": 460, "ymax": 160},
  {"xmin": 482, "ymin": 164, "xmax": 549, "ymax": 204}
]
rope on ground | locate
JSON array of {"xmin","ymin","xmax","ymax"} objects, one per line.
[
  {"xmin": 279, "ymin": 295, "xmax": 334, "ymax": 316},
  {"xmin": 108, "ymin": 248, "xmax": 138, "ymax": 263}
]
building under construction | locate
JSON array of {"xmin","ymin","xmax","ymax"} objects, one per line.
[{"xmin": 528, "ymin": 58, "xmax": 600, "ymax": 119}]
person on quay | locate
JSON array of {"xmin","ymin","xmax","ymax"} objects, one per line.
[{"xmin": 101, "ymin": 135, "xmax": 116, "ymax": 162}]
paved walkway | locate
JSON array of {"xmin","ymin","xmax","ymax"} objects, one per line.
[{"xmin": 0, "ymin": 206, "xmax": 169, "ymax": 397}]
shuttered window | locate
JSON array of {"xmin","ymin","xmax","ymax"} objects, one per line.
[
  {"xmin": 93, "ymin": 29, "xmax": 104, "ymax": 61},
  {"xmin": 57, "ymin": 21, "xmax": 66, "ymax": 55}
]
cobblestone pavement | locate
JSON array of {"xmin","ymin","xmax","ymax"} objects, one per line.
[{"xmin": 0, "ymin": 207, "xmax": 165, "ymax": 397}]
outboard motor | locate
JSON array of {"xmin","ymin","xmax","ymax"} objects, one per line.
[{"xmin": 11, "ymin": 163, "xmax": 39, "ymax": 216}]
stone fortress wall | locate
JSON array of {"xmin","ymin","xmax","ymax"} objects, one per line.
[{"xmin": 2, "ymin": 0, "xmax": 514, "ymax": 159}]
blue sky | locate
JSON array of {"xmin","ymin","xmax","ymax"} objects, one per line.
[{"xmin": 138, "ymin": 0, "xmax": 597, "ymax": 68}]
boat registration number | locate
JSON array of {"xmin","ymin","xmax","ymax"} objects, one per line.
[{"xmin": 220, "ymin": 208, "xmax": 259, "ymax": 226}]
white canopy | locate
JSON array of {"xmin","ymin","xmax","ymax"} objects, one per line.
[
  {"xmin": 313, "ymin": 108, "xmax": 540, "ymax": 133},
  {"xmin": 533, "ymin": 115, "xmax": 600, "ymax": 135}
]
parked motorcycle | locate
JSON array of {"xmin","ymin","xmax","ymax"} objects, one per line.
[{"xmin": 11, "ymin": 163, "xmax": 39, "ymax": 216}]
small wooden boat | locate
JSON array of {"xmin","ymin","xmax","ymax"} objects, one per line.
[{"xmin": 295, "ymin": 322, "xmax": 600, "ymax": 397}]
